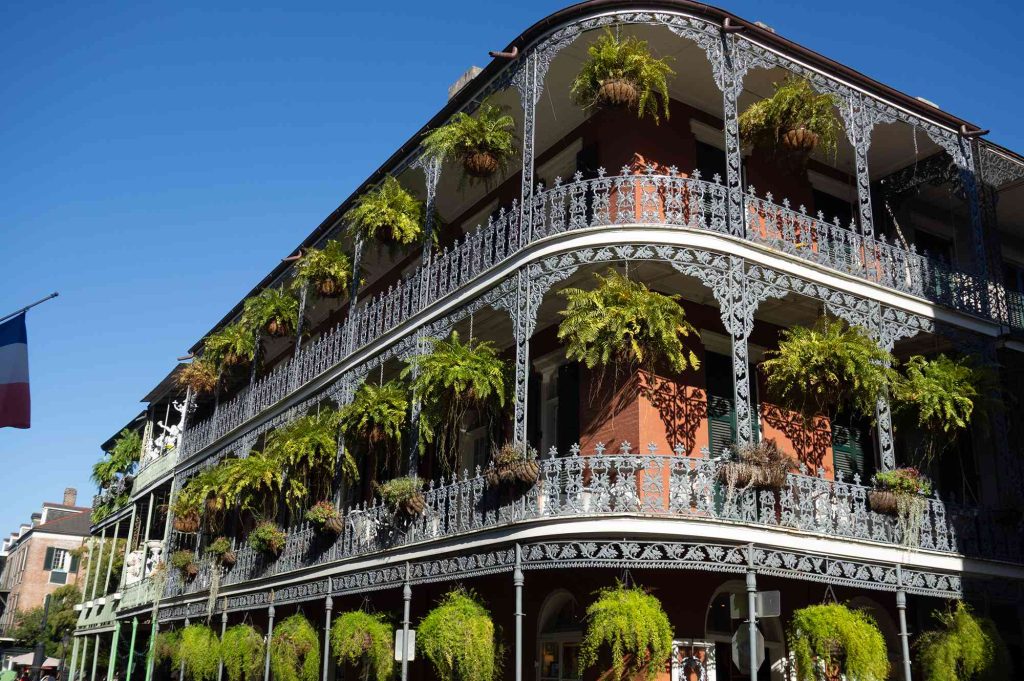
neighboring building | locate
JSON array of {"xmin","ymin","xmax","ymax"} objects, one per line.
[
  {"xmin": 0, "ymin": 489, "xmax": 89, "ymax": 635},
  {"xmin": 70, "ymin": 3, "xmax": 1024, "ymax": 681}
]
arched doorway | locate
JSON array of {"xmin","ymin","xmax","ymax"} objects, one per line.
[
  {"xmin": 704, "ymin": 581, "xmax": 786, "ymax": 681},
  {"xmin": 537, "ymin": 589, "xmax": 584, "ymax": 681}
]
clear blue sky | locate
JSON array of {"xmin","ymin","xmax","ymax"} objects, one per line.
[{"xmin": 1, "ymin": 0, "xmax": 1021, "ymax": 532}]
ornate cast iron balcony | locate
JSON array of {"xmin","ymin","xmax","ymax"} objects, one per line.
[
  {"xmin": 178, "ymin": 170, "xmax": 995, "ymax": 461},
  {"xmin": 164, "ymin": 443, "xmax": 1019, "ymax": 600}
]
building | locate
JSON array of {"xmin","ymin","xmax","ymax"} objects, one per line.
[
  {"xmin": 69, "ymin": 3, "xmax": 1024, "ymax": 681},
  {"xmin": 0, "ymin": 489, "xmax": 89, "ymax": 635}
]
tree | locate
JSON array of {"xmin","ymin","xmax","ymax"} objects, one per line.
[{"xmin": 11, "ymin": 584, "xmax": 82, "ymax": 656}]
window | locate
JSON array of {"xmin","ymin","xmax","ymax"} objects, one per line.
[
  {"xmin": 539, "ymin": 594, "xmax": 583, "ymax": 681},
  {"xmin": 696, "ymin": 141, "xmax": 727, "ymax": 183},
  {"xmin": 45, "ymin": 547, "xmax": 74, "ymax": 584}
]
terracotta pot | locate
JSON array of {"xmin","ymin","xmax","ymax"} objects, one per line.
[
  {"xmin": 869, "ymin": 490, "xmax": 899, "ymax": 515},
  {"xmin": 780, "ymin": 126, "xmax": 819, "ymax": 153},
  {"xmin": 315, "ymin": 277, "xmax": 343, "ymax": 298},
  {"xmin": 173, "ymin": 514, "xmax": 200, "ymax": 534},
  {"xmin": 264, "ymin": 317, "xmax": 291, "ymax": 338},
  {"xmin": 401, "ymin": 493, "xmax": 426, "ymax": 517},
  {"xmin": 463, "ymin": 151, "xmax": 499, "ymax": 178},
  {"xmin": 598, "ymin": 78, "xmax": 639, "ymax": 108},
  {"xmin": 219, "ymin": 551, "xmax": 236, "ymax": 567},
  {"xmin": 323, "ymin": 515, "xmax": 344, "ymax": 534}
]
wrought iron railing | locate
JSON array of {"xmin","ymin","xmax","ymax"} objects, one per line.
[
  {"xmin": 1006, "ymin": 289, "xmax": 1024, "ymax": 330},
  {"xmin": 178, "ymin": 171, "xmax": 993, "ymax": 460},
  {"xmin": 165, "ymin": 444, "xmax": 1019, "ymax": 599}
]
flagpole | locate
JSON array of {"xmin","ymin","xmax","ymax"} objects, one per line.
[{"xmin": 0, "ymin": 292, "xmax": 60, "ymax": 325}]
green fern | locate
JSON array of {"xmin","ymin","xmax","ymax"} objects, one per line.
[
  {"xmin": 217, "ymin": 451, "xmax": 285, "ymax": 520},
  {"xmin": 92, "ymin": 428, "xmax": 142, "ymax": 488},
  {"xmin": 558, "ymin": 269, "xmax": 700, "ymax": 384},
  {"xmin": 739, "ymin": 76, "xmax": 841, "ymax": 158},
  {"xmin": 422, "ymin": 101, "xmax": 518, "ymax": 174},
  {"xmin": 917, "ymin": 601, "xmax": 1010, "ymax": 681},
  {"xmin": 788, "ymin": 604, "xmax": 889, "ymax": 681},
  {"xmin": 579, "ymin": 582, "xmax": 673, "ymax": 681},
  {"xmin": 345, "ymin": 175, "xmax": 423, "ymax": 246},
  {"xmin": 331, "ymin": 611, "xmax": 394, "ymax": 681},
  {"xmin": 178, "ymin": 624, "xmax": 221, "ymax": 681},
  {"xmin": 570, "ymin": 28, "xmax": 675, "ymax": 124},
  {"xmin": 403, "ymin": 331, "xmax": 508, "ymax": 474},
  {"xmin": 418, "ymin": 589, "xmax": 498, "ymax": 681},
  {"xmin": 263, "ymin": 408, "xmax": 355, "ymax": 513},
  {"xmin": 242, "ymin": 287, "xmax": 300, "ymax": 336},
  {"xmin": 761, "ymin": 317, "xmax": 896, "ymax": 422},
  {"xmin": 270, "ymin": 614, "xmax": 321, "ymax": 681},
  {"xmin": 204, "ymin": 322, "xmax": 257, "ymax": 368},
  {"xmin": 292, "ymin": 239, "xmax": 353, "ymax": 298},
  {"xmin": 339, "ymin": 380, "xmax": 408, "ymax": 474},
  {"xmin": 222, "ymin": 624, "xmax": 266, "ymax": 681}
]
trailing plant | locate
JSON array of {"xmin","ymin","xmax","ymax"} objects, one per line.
[
  {"xmin": 293, "ymin": 239, "xmax": 353, "ymax": 298},
  {"xmin": 242, "ymin": 287, "xmax": 300, "ymax": 338},
  {"xmin": 345, "ymin": 175, "xmax": 423, "ymax": 246},
  {"xmin": 872, "ymin": 467, "xmax": 933, "ymax": 496},
  {"xmin": 485, "ymin": 442, "xmax": 539, "ymax": 488},
  {"xmin": 422, "ymin": 102, "xmax": 518, "ymax": 180},
  {"xmin": 761, "ymin": 317, "xmax": 896, "ymax": 423},
  {"xmin": 154, "ymin": 630, "xmax": 182, "ymax": 668},
  {"xmin": 174, "ymin": 463, "xmax": 230, "ymax": 532},
  {"xmin": 375, "ymin": 476, "xmax": 425, "ymax": 517},
  {"xmin": 418, "ymin": 588, "xmax": 498, "ymax": 681},
  {"xmin": 719, "ymin": 438, "xmax": 796, "ymax": 493},
  {"xmin": 917, "ymin": 602, "xmax": 1009, "ymax": 681},
  {"xmin": 558, "ymin": 269, "xmax": 700, "ymax": 389},
  {"xmin": 205, "ymin": 536, "xmax": 236, "ymax": 567},
  {"xmin": 579, "ymin": 582, "xmax": 673, "ymax": 681},
  {"xmin": 263, "ymin": 408, "xmax": 355, "ymax": 513},
  {"xmin": 178, "ymin": 623, "xmax": 221, "ymax": 681},
  {"xmin": 270, "ymin": 614, "xmax": 321, "ymax": 681},
  {"xmin": 787, "ymin": 604, "xmax": 889, "ymax": 681},
  {"xmin": 893, "ymin": 354, "xmax": 984, "ymax": 466},
  {"xmin": 178, "ymin": 358, "xmax": 219, "ymax": 395},
  {"xmin": 339, "ymin": 380, "xmax": 409, "ymax": 475},
  {"xmin": 247, "ymin": 521, "xmax": 287, "ymax": 556},
  {"xmin": 218, "ymin": 451, "xmax": 285, "ymax": 520},
  {"xmin": 92, "ymin": 428, "xmax": 142, "ymax": 490},
  {"xmin": 330, "ymin": 610, "xmax": 394, "ymax": 681},
  {"xmin": 739, "ymin": 76, "xmax": 841, "ymax": 159},
  {"xmin": 870, "ymin": 467, "xmax": 933, "ymax": 546},
  {"xmin": 570, "ymin": 28, "xmax": 675, "ymax": 123},
  {"xmin": 221, "ymin": 624, "xmax": 266, "ymax": 681},
  {"xmin": 204, "ymin": 322, "xmax": 257, "ymax": 369},
  {"xmin": 170, "ymin": 550, "xmax": 199, "ymax": 580},
  {"xmin": 404, "ymin": 332, "xmax": 508, "ymax": 474},
  {"xmin": 305, "ymin": 501, "xmax": 343, "ymax": 534}
]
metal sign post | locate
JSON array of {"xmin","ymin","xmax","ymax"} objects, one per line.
[{"xmin": 729, "ymin": 590, "xmax": 780, "ymax": 676}]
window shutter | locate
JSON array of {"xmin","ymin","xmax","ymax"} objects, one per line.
[
  {"xmin": 556, "ymin": 363, "xmax": 580, "ymax": 454},
  {"xmin": 705, "ymin": 353, "xmax": 736, "ymax": 456},
  {"xmin": 69, "ymin": 554, "xmax": 80, "ymax": 573},
  {"xmin": 832, "ymin": 422, "xmax": 871, "ymax": 481},
  {"xmin": 43, "ymin": 546, "xmax": 55, "ymax": 571}
]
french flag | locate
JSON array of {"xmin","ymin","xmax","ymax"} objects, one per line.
[{"xmin": 0, "ymin": 313, "xmax": 31, "ymax": 429}]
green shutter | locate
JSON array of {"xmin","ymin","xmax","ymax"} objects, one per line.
[
  {"xmin": 43, "ymin": 546, "xmax": 55, "ymax": 571},
  {"xmin": 69, "ymin": 554, "xmax": 80, "ymax": 573},
  {"xmin": 705, "ymin": 353, "xmax": 736, "ymax": 456},
  {"xmin": 831, "ymin": 422, "xmax": 871, "ymax": 481}
]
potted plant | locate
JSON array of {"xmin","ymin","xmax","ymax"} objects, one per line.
[
  {"xmin": 787, "ymin": 604, "xmax": 889, "ymax": 681},
  {"xmin": 570, "ymin": 28, "xmax": 675, "ymax": 124},
  {"xmin": 154, "ymin": 630, "xmax": 182, "ymax": 668},
  {"xmin": 418, "ymin": 589, "xmax": 497, "ymax": 681},
  {"xmin": 218, "ymin": 451, "xmax": 285, "ymax": 521},
  {"xmin": 718, "ymin": 438, "xmax": 796, "ymax": 492},
  {"xmin": 917, "ymin": 601, "xmax": 1009, "ymax": 681},
  {"xmin": 422, "ymin": 101, "xmax": 518, "ymax": 180},
  {"xmin": 204, "ymin": 321, "xmax": 257, "ymax": 369},
  {"xmin": 205, "ymin": 536, "xmax": 236, "ymax": 567},
  {"xmin": 580, "ymin": 582, "xmax": 673, "ymax": 681},
  {"xmin": 404, "ymin": 332, "xmax": 508, "ymax": 474},
  {"xmin": 293, "ymin": 239, "xmax": 353, "ymax": 299},
  {"xmin": 247, "ymin": 521, "xmax": 288, "ymax": 557},
  {"xmin": 375, "ymin": 476, "xmax": 426, "ymax": 518},
  {"xmin": 739, "ymin": 76, "xmax": 841, "ymax": 158},
  {"xmin": 345, "ymin": 175, "xmax": 423, "ymax": 247},
  {"xmin": 170, "ymin": 550, "xmax": 199, "ymax": 581},
  {"xmin": 558, "ymin": 269, "xmax": 700, "ymax": 389},
  {"xmin": 485, "ymin": 441, "xmax": 540, "ymax": 489},
  {"xmin": 242, "ymin": 287, "xmax": 300, "ymax": 338},
  {"xmin": 892, "ymin": 354, "xmax": 983, "ymax": 467},
  {"xmin": 339, "ymin": 380, "xmax": 409, "ymax": 478},
  {"xmin": 270, "ymin": 614, "xmax": 321, "ymax": 681},
  {"xmin": 331, "ymin": 610, "xmax": 394, "ymax": 681},
  {"xmin": 222, "ymin": 624, "xmax": 266, "ymax": 681},
  {"xmin": 869, "ymin": 467, "xmax": 931, "ymax": 514},
  {"xmin": 178, "ymin": 623, "xmax": 222, "ymax": 681},
  {"xmin": 761, "ymin": 317, "xmax": 896, "ymax": 425},
  {"xmin": 306, "ymin": 501, "xmax": 344, "ymax": 535},
  {"xmin": 177, "ymin": 357, "xmax": 219, "ymax": 395},
  {"xmin": 170, "ymin": 493, "xmax": 201, "ymax": 534},
  {"xmin": 262, "ymin": 408, "xmax": 355, "ymax": 514}
]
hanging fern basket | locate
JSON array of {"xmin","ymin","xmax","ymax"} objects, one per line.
[
  {"xmin": 780, "ymin": 126, "xmax": 820, "ymax": 154},
  {"xmin": 463, "ymin": 151, "xmax": 500, "ymax": 178},
  {"xmin": 485, "ymin": 442, "xmax": 540, "ymax": 489},
  {"xmin": 314, "ymin": 276, "xmax": 344, "ymax": 298},
  {"xmin": 264, "ymin": 316, "xmax": 291, "ymax": 338},
  {"xmin": 867, "ymin": 489, "xmax": 899, "ymax": 514},
  {"xmin": 173, "ymin": 513, "xmax": 200, "ymax": 534},
  {"xmin": 598, "ymin": 78, "xmax": 639, "ymax": 108}
]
